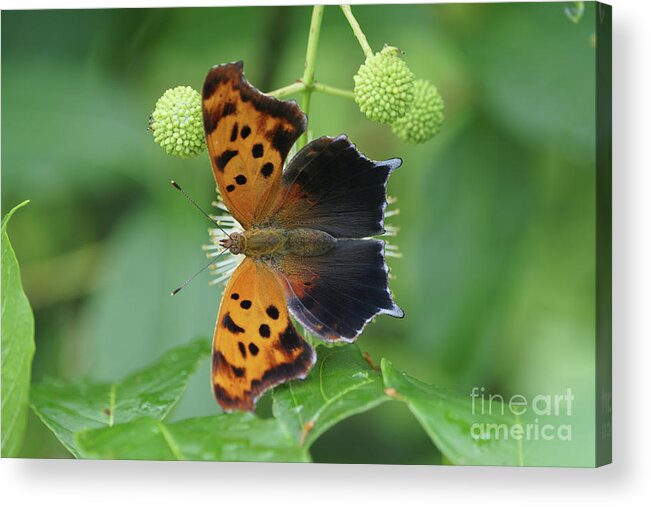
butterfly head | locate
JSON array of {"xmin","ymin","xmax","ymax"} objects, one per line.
[{"xmin": 220, "ymin": 231, "xmax": 246, "ymax": 255}]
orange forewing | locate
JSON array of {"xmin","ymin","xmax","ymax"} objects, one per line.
[
  {"xmin": 202, "ymin": 61, "xmax": 306, "ymax": 228},
  {"xmin": 212, "ymin": 257, "xmax": 315, "ymax": 411}
]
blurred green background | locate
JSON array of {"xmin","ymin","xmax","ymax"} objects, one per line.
[{"xmin": 2, "ymin": 3, "xmax": 596, "ymax": 465}]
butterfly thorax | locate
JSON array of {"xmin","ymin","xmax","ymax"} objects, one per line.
[{"xmin": 223, "ymin": 227, "xmax": 336, "ymax": 259}]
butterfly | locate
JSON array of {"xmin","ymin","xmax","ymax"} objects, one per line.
[{"xmin": 202, "ymin": 61, "xmax": 404, "ymax": 411}]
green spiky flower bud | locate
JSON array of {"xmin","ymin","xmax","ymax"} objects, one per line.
[
  {"xmin": 391, "ymin": 79, "xmax": 445, "ymax": 144},
  {"xmin": 353, "ymin": 46, "xmax": 415, "ymax": 124},
  {"xmin": 150, "ymin": 86, "xmax": 205, "ymax": 158}
]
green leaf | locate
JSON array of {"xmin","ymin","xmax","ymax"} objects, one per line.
[
  {"xmin": 30, "ymin": 337, "xmax": 210, "ymax": 457},
  {"xmin": 76, "ymin": 414, "xmax": 310, "ymax": 462},
  {"xmin": 1, "ymin": 201, "xmax": 35, "ymax": 457},
  {"xmin": 272, "ymin": 343, "xmax": 388, "ymax": 448},
  {"xmin": 381, "ymin": 359, "xmax": 525, "ymax": 466}
]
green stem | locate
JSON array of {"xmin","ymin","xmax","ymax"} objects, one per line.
[
  {"xmin": 341, "ymin": 5, "xmax": 374, "ymax": 59},
  {"xmin": 267, "ymin": 81, "xmax": 306, "ymax": 98},
  {"xmin": 303, "ymin": 6, "xmax": 323, "ymax": 90},
  {"xmin": 312, "ymin": 82, "xmax": 355, "ymax": 100},
  {"xmin": 268, "ymin": 80, "xmax": 354, "ymax": 102},
  {"xmin": 297, "ymin": 5, "xmax": 325, "ymax": 150}
]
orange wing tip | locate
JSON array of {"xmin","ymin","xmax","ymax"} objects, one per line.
[
  {"xmin": 202, "ymin": 60, "xmax": 307, "ymax": 150},
  {"xmin": 213, "ymin": 343, "xmax": 316, "ymax": 413}
]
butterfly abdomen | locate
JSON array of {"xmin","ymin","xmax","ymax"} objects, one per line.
[
  {"xmin": 286, "ymin": 228, "xmax": 336, "ymax": 257},
  {"xmin": 242, "ymin": 226, "xmax": 335, "ymax": 259}
]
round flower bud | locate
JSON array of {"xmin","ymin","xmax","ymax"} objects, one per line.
[
  {"xmin": 391, "ymin": 79, "xmax": 445, "ymax": 144},
  {"xmin": 150, "ymin": 86, "xmax": 205, "ymax": 158},
  {"xmin": 353, "ymin": 46, "xmax": 415, "ymax": 124}
]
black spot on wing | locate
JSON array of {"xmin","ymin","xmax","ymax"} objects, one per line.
[
  {"xmin": 259, "ymin": 324, "xmax": 271, "ymax": 338},
  {"xmin": 203, "ymin": 111, "xmax": 219, "ymax": 135},
  {"xmin": 238, "ymin": 342, "xmax": 247, "ymax": 358},
  {"xmin": 279, "ymin": 324, "xmax": 302, "ymax": 352},
  {"xmin": 266, "ymin": 305, "xmax": 279, "ymax": 320},
  {"xmin": 215, "ymin": 150, "xmax": 238, "ymax": 172},
  {"xmin": 241, "ymin": 125, "xmax": 251, "ymax": 139},
  {"xmin": 252, "ymin": 143, "xmax": 264, "ymax": 158},
  {"xmin": 231, "ymin": 293, "xmax": 240, "ymax": 300},
  {"xmin": 248, "ymin": 342, "xmax": 259, "ymax": 356},
  {"xmin": 240, "ymin": 300, "xmax": 252, "ymax": 310},
  {"xmin": 212, "ymin": 349, "xmax": 245, "ymax": 381},
  {"xmin": 261, "ymin": 163, "xmax": 274, "ymax": 178},
  {"xmin": 226, "ymin": 185, "xmax": 235, "ymax": 192},
  {"xmin": 221, "ymin": 101, "xmax": 236, "ymax": 118},
  {"xmin": 266, "ymin": 125, "xmax": 295, "ymax": 159},
  {"xmin": 235, "ymin": 174, "xmax": 247, "ymax": 185},
  {"xmin": 222, "ymin": 312, "xmax": 245, "ymax": 334},
  {"xmin": 230, "ymin": 123, "xmax": 239, "ymax": 142},
  {"xmin": 231, "ymin": 365, "xmax": 245, "ymax": 378}
]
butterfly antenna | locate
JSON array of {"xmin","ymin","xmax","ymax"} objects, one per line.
[
  {"xmin": 171, "ymin": 248, "xmax": 228, "ymax": 296},
  {"xmin": 170, "ymin": 180, "xmax": 230, "ymax": 237}
]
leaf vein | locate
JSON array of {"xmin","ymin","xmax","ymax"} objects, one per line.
[{"xmin": 154, "ymin": 420, "xmax": 185, "ymax": 460}]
